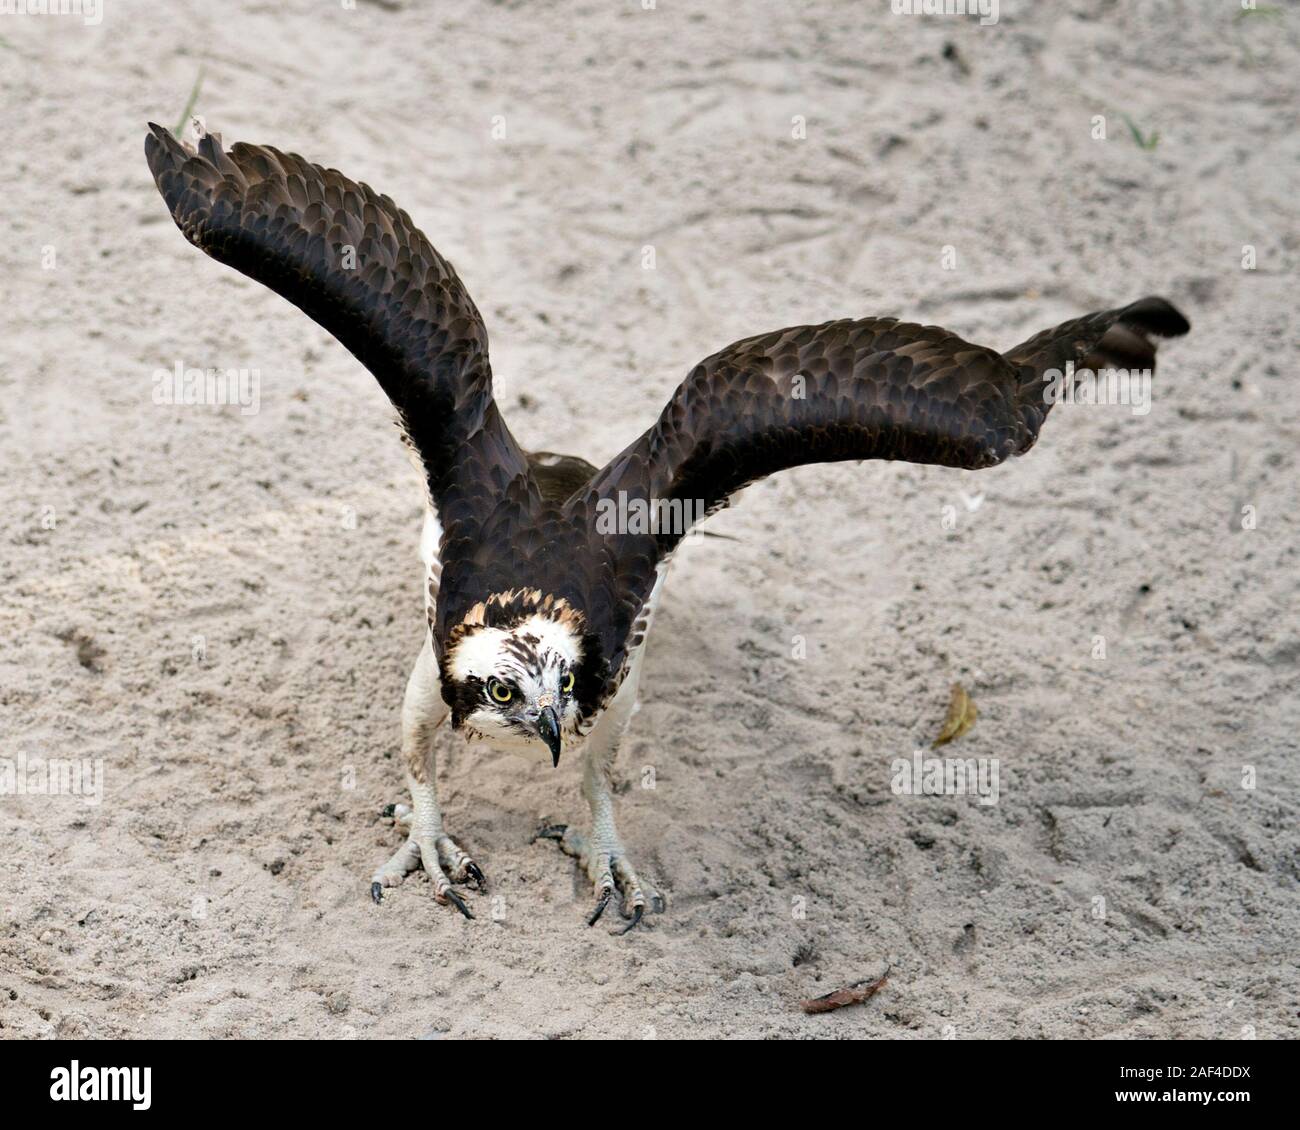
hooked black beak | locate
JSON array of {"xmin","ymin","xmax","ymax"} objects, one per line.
[{"xmin": 537, "ymin": 705, "xmax": 562, "ymax": 768}]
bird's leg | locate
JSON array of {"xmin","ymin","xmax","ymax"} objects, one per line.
[
  {"xmin": 370, "ymin": 635, "xmax": 484, "ymax": 918},
  {"xmin": 536, "ymin": 667, "xmax": 664, "ymax": 934}
]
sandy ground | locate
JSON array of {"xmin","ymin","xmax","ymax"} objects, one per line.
[{"xmin": 2, "ymin": 0, "xmax": 1297, "ymax": 1041}]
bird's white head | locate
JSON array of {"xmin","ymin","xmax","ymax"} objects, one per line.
[{"xmin": 441, "ymin": 590, "xmax": 588, "ymax": 766}]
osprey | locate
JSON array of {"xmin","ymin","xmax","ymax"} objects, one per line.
[{"xmin": 144, "ymin": 123, "xmax": 1190, "ymax": 933}]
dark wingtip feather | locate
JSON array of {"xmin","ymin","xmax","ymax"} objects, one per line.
[
  {"xmin": 144, "ymin": 127, "xmax": 170, "ymax": 182},
  {"xmin": 144, "ymin": 121, "xmax": 189, "ymax": 184},
  {"xmin": 1122, "ymin": 296, "xmax": 1191, "ymax": 338},
  {"xmin": 144, "ymin": 122, "xmax": 176, "ymax": 159},
  {"xmin": 1083, "ymin": 325, "xmax": 1156, "ymax": 372}
]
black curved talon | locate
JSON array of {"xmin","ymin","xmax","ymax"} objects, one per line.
[
  {"xmin": 615, "ymin": 905, "xmax": 645, "ymax": 936},
  {"xmin": 587, "ymin": 887, "xmax": 614, "ymax": 926},
  {"xmin": 444, "ymin": 888, "xmax": 474, "ymax": 920},
  {"xmin": 370, "ymin": 881, "xmax": 384, "ymax": 905},
  {"xmin": 464, "ymin": 861, "xmax": 487, "ymax": 891},
  {"xmin": 533, "ymin": 823, "xmax": 568, "ymax": 844}
]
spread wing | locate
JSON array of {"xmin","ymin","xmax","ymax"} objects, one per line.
[
  {"xmin": 572, "ymin": 297, "xmax": 1189, "ymax": 685},
  {"xmin": 143, "ymin": 122, "xmax": 529, "ymax": 534}
]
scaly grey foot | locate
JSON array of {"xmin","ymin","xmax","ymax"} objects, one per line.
[
  {"xmin": 535, "ymin": 823, "xmax": 665, "ymax": 935},
  {"xmin": 371, "ymin": 803, "xmax": 485, "ymax": 919}
]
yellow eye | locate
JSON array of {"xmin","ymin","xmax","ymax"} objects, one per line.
[
  {"xmin": 561, "ymin": 671, "xmax": 574, "ymax": 694},
  {"xmin": 488, "ymin": 679, "xmax": 512, "ymax": 704}
]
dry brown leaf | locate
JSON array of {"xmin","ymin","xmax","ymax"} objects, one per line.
[
  {"xmin": 932, "ymin": 682, "xmax": 977, "ymax": 747},
  {"xmin": 800, "ymin": 968, "xmax": 890, "ymax": 1015}
]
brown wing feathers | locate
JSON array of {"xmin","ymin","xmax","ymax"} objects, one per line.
[
  {"xmin": 575, "ymin": 298, "xmax": 1188, "ymax": 689},
  {"xmin": 1005, "ymin": 296, "xmax": 1190, "ymax": 412},
  {"xmin": 143, "ymin": 123, "xmax": 528, "ymax": 512},
  {"xmin": 584, "ymin": 297, "xmax": 1190, "ymax": 539}
]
